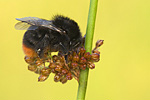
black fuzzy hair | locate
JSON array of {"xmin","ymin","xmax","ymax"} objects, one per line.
[{"xmin": 52, "ymin": 15, "xmax": 81, "ymax": 39}]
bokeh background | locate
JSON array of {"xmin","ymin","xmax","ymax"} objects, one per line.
[{"xmin": 0, "ymin": 0, "xmax": 150, "ymax": 100}]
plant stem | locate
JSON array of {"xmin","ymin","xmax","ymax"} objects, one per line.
[{"xmin": 76, "ymin": 0, "xmax": 98, "ymax": 100}]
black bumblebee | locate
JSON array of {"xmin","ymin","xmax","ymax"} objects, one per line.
[{"xmin": 15, "ymin": 15, "xmax": 82, "ymax": 58}]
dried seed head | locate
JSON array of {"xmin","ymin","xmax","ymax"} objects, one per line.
[
  {"xmin": 55, "ymin": 59, "xmax": 61, "ymax": 65},
  {"xmin": 87, "ymin": 61, "xmax": 95, "ymax": 69},
  {"xmin": 93, "ymin": 50, "xmax": 100, "ymax": 54},
  {"xmin": 28, "ymin": 65, "xmax": 37, "ymax": 72},
  {"xmin": 66, "ymin": 72, "xmax": 73, "ymax": 80},
  {"xmin": 44, "ymin": 58, "xmax": 51, "ymax": 62},
  {"xmin": 38, "ymin": 75, "xmax": 48, "ymax": 82},
  {"xmin": 51, "ymin": 69, "xmax": 56, "ymax": 73},
  {"xmin": 52, "ymin": 55, "xmax": 59, "ymax": 62},
  {"xmin": 79, "ymin": 47, "xmax": 86, "ymax": 56},
  {"xmin": 72, "ymin": 74, "xmax": 79, "ymax": 82},
  {"xmin": 49, "ymin": 63, "xmax": 56, "ymax": 69},
  {"xmin": 60, "ymin": 77, "xmax": 67, "ymax": 84},
  {"xmin": 34, "ymin": 66, "xmax": 42, "ymax": 74},
  {"xmin": 55, "ymin": 65, "xmax": 63, "ymax": 72},
  {"xmin": 25, "ymin": 38, "xmax": 103, "ymax": 83},
  {"xmin": 96, "ymin": 40, "xmax": 104, "ymax": 47},
  {"xmin": 35, "ymin": 59, "xmax": 43, "ymax": 66},
  {"xmin": 79, "ymin": 64, "xmax": 87, "ymax": 70},
  {"xmin": 59, "ymin": 56, "xmax": 64, "ymax": 62},
  {"xmin": 71, "ymin": 69, "xmax": 80, "ymax": 81},
  {"xmin": 54, "ymin": 74, "xmax": 61, "ymax": 82},
  {"xmin": 24, "ymin": 56, "xmax": 35, "ymax": 64},
  {"xmin": 67, "ymin": 54, "xmax": 73, "ymax": 61},
  {"xmin": 59, "ymin": 62, "xmax": 65, "ymax": 68},
  {"xmin": 41, "ymin": 67, "xmax": 51, "ymax": 76},
  {"xmin": 71, "ymin": 62, "xmax": 78, "ymax": 69},
  {"xmin": 74, "ymin": 69, "xmax": 80, "ymax": 77},
  {"xmin": 79, "ymin": 57, "xmax": 87, "ymax": 64},
  {"xmin": 57, "ymin": 72, "xmax": 63, "ymax": 76},
  {"xmin": 72, "ymin": 51, "xmax": 77, "ymax": 56},
  {"xmin": 84, "ymin": 52, "xmax": 91, "ymax": 60},
  {"xmin": 61, "ymin": 68, "xmax": 69, "ymax": 74},
  {"xmin": 72, "ymin": 55, "xmax": 79, "ymax": 62},
  {"xmin": 91, "ymin": 53, "xmax": 100, "ymax": 62}
]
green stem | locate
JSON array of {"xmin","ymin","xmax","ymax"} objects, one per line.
[{"xmin": 76, "ymin": 0, "xmax": 98, "ymax": 100}]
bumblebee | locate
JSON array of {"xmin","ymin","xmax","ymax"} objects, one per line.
[{"xmin": 15, "ymin": 15, "xmax": 82, "ymax": 58}]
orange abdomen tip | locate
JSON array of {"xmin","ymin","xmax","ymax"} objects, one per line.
[{"xmin": 22, "ymin": 44, "xmax": 37, "ymax": 57}]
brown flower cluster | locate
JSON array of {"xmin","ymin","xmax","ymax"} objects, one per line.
[{"xmin": 25, "ymin": 40, "xmax": 103, "ymax": 84}]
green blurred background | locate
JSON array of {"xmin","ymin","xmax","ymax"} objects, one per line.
[{"xmin": 0, "ymin": 0, "xmax": 150, "ymax": 100}]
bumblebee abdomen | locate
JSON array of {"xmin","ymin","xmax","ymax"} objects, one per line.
[{"xmin": 22, "ymin": 44, "xmax": 37, "ymax": 57}]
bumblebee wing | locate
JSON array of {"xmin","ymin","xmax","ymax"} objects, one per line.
[
  {"xmin": 15, "ymin": 17, "xmax": 65, "ymax": 34},
  {"xmin": 15, "ymin": 21, "xmax": 38, "ymax": 30},
  {"xmin": 15, "ymin": 17, "xmax": 45, "ymax": 30}
]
